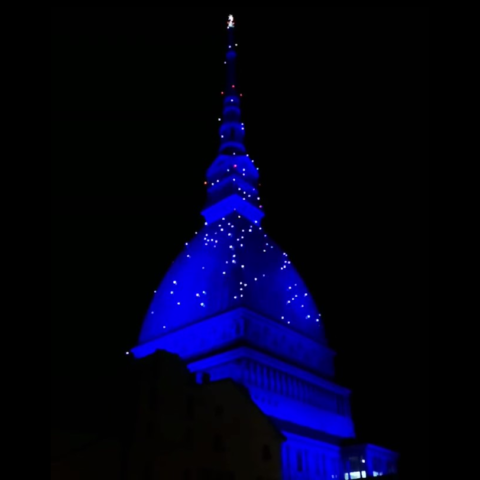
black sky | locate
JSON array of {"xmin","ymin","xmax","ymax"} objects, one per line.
[{"xmin": 51, "ymin": 7, "xmax": 429, "ymax": 474}]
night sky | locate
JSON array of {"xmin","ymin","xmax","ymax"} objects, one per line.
[{"xmin": 51, "ymin": 7, "xmax": 429, "ymax": 475}]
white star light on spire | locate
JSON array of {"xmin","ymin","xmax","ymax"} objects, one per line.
[{"xmin": 227, "ymin": 15, "xmax": 235, "ymax": 29}]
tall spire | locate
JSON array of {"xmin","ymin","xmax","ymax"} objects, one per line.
[
  {"xmin": 202, "ymin": 15, "xmax": 264, "ymax": 225},
  {"xmin": 219, "ymin": 14, "xmax": 245, "ymax": 156}
]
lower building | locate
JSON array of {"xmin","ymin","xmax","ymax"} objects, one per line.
[
  {"xmin": 342, "ymin": 444, "xmax": 399, "ymax": 479},
  {"xmin": 52, "ymin": 350, "xmax": 286, "ymax": 480}
]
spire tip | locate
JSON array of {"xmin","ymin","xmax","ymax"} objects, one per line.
[{"xmin": 227, "ymin": 15, "xmax": 235, "ymax": 29}]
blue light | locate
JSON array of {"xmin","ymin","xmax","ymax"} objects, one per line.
[
  {"xmin": 129, "ymin": 15, "xmax": 397, "ymax": 480},
  {"xmin": 136, "ymin": 213, "xmax": 327, "ymax": 348}
]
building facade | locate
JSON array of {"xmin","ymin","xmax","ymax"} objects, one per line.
[
  {"xmin": 126, "ymin": 350, "xmax": 285, "ymax": 480},
  {"xmin": 52, "ymin": 350, "xmax": 285, "ymax": 480},
  {"xmin": 131, "ymin": 15, "xmax": 398, "ymax": 480}
]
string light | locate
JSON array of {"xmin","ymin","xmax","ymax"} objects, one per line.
[{"xmin": 139, "ymin": 22, "xmax": 325, "ymax": 345}]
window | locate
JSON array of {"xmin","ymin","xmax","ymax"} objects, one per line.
[
  {"xmin": 198, "ymin": 468, "xmax": 212, "ymax": 480},
  {"xmin": 387, "ymin": 460, "xmax": 397, "ymax": 473},
  {"xmin": 215, "ymin": 405, "xmax": 224, "ymax": 418},
  {"xmin": 184, "ymin": 428, "xmax": 194, "ymax": 448},
  {"xmin": 146, "ymin": 421, "xmax": 154, "ymax": 439},
  {"xmin": 213, "ymin": 434, "xmax": 225, "ymax": 453},
  {"xmin": 143, "ymin": 462, "xmax": 153, "ymax": 480},
  {"xmin": 347, "ymin": 472, "xmax": 366, "ymax": 479},
  {"xmin": 149, "ymin": 385, "xmax": 158, "ymax": 411},
  {"xmin": 297, "ymin": 451, "xmax": 303, "ymax": 472},
  {"xmin": 186, "ymin": 395, "xmax": 195, "ymax": 420},
  {"xmin": 372, "ymin": 457, "xmax": 383, "ymax": 475},
  {"xmin": 262, "ymin": 444, "xmax": 272, "ymax": 461}
]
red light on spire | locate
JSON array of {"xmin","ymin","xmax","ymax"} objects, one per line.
[{"xmin": 232, "ymin": 85, "xmax": 235, "ymax": 89}]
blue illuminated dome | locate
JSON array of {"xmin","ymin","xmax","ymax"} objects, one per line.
[{"xmin": 139, "ymin": 215, "xmax": 326, "ymax": 345}]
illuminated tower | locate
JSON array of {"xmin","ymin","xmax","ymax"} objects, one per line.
[{"xmin": 132, "ymin": 15, "xmax": 397, "ymax": 480}]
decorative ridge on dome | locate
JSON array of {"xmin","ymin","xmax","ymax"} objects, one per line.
[{"xmin": 203, "ymin": 15, "xmax": 264, "ymax": 225}]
